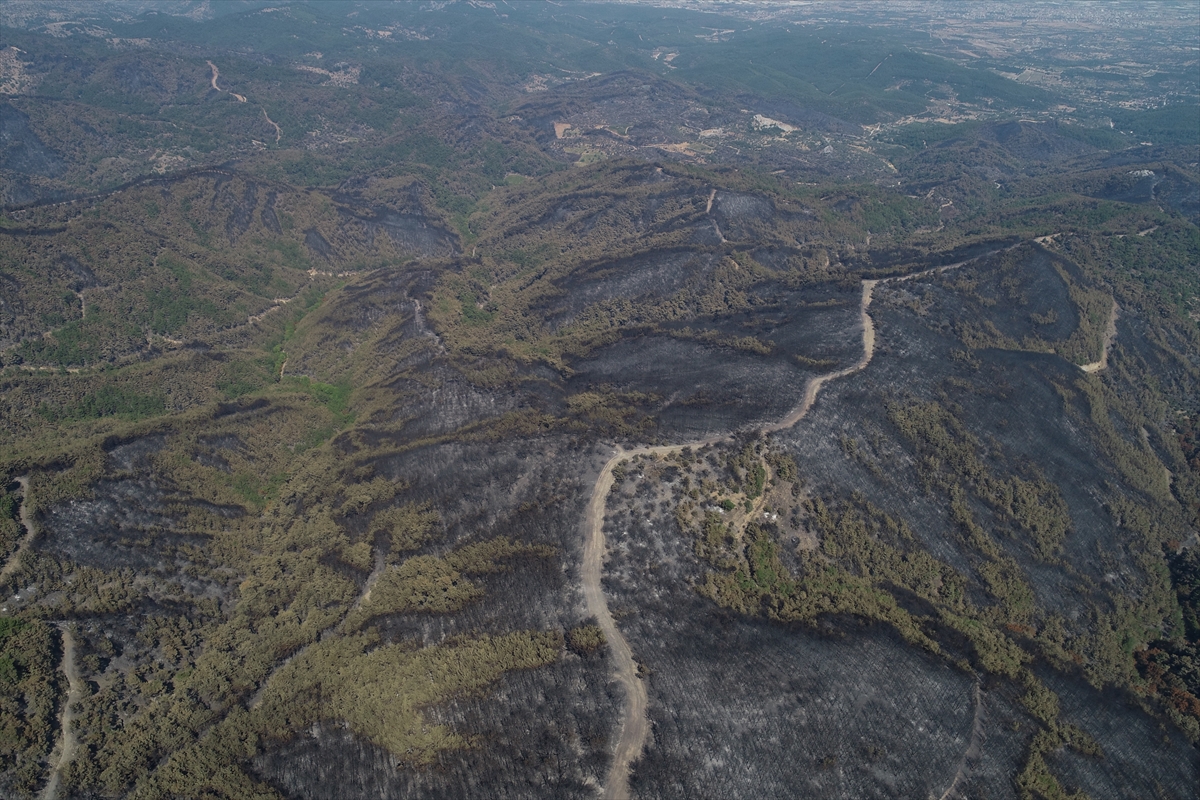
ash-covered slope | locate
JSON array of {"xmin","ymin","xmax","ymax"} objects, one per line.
[{"xmin": 602, "ymin": 244, "xmax": 1198, "ymax": 799}]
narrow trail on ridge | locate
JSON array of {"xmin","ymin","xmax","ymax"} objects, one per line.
[
  {"xmin": 206, "ymin": 60, "xmax": 222, "ymax": 92},
  {"xmin": 938, "ymin": 681, "xmax": 986, "ymax": 800},
  {"xmin": 2, "ymin": 478, "xmax": 82, "ymax": 800},
  {"xmin": 1, "ymin": 476, "xmax": 36, "ymax": 582},
  {"xmin": 581, "ymin": 247, "xmax": 1008, "ymax": 800},
  {"xmin": 40, "ymin": 625, "xmax": 83, "ymax": 800},
  {"xmin": 765, "ymin": 278, "xmax": 877, "ymax": 433},
  {"xmin": 208, "ymin": 59, "xmax": 280, "ymax": 139},
  {"xmin": 1080, "ymin": 300, "xmax": 1119, "ymax": 374},
  {"xmin": 262, "ymin": 109, "xmax": 283, "ymax": 143},
  {"xmin": 248, "ymin": 546, "xmax": 388, "ymax": 711}
]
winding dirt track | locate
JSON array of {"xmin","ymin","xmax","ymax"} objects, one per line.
[
  {"xmin": 262, "ymin": 109, "xmax": 283, "ymax": 143},
  {"xmin": 248, "ymin": 545, "xmax": 387, "ymax": 711},
  {"xmin": 582, "ymin": 444, "xmax": 707, "ymax": 800},
  {"xmin": 765, "ymin": 279, "xmax": 877, "ymax": 433},
  {"xmin": 1, "ymin": 476, "xmax": 35, "ymax": 582},
  {"xmin": 3, "ymin": 478, "xmax": 83, "ymax": 800},
  {"xmin": 1079, "ymin": 300, "xmax": 1119, "ymax": 374},
  {"xmin": 40, "ymin": 625, "xmax": 83, "ymax": 800},
  {"xmin": 938, "ymin": 680, "xmax": 985, "ymax": 800},
  {"xmin": 206, "ymin": 60, "xmax": 222, "ymax": 92},
  {"xmin": 581, "ymin": 249, "xmax": 1008, "ymax": 799},
  {"xmin": 208, "ymin": 59, "xmax": 281, "ymax": 139}
]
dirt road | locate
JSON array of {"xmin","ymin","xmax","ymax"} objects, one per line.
[
  {"xmin": 249, "ymin": 545, "xmax": 387, "ymax": 711},
  {"xmin": 4, "ymin": 477, "xmax": 83, "ymax": 800},
  {"xmin": 938, "ymin": 681, "xmax": 985, "ymax": 800},
  {"xmin": 262, "ymin": 109, "xmax": 283, "ymax": 143},
  {"xmin": 1080, "ymin": 300, "xmax": 1119, "ymax": 374},
  {"xmin": 581, "ymin": 246, "xmax": 1012, "ymax": 798},
  {"xmin": 582, "ymin": 441, "xmax": 723, "ymax": 800},
  {"xmin": 765, "ymin": 279, "xmax": 877, "ymax": 432},
  {"xmin": 40, "ymin": 625, "xmax": 83, "ymax": 800},
  {"xmin": 1, "ymin": 476, "xmax": 35, "ymax": 582},
  {"xmin": 581, "ymin": 279, "xmax": 874, "ymax": 798},
  {"xmin": 582, "ymin": 450, "xmax": 645, "ymax": 800}
]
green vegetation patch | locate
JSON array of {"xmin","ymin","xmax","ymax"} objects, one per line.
[
  {"xmin": 37, "ymin": 384, "xmax": 167, "ymax": 423},
  {"xmin": 229, "ymin": 470, "xmax": 288, "ymax": 511},
  {"xmin": 145, "ymin": 255, "xmax": 222, "ymax": 335},
  {"xmin": 252, "ymin": 629, "xmax": 562, "ymax": 764},
  {"xmin": 344, "ymin": 537, "xmax": 555, "ymax": 632},
  {"xmin": 17, "ymin": 312, "xmax": 144, "ymax": 367},
  {"xmin": 566, "ymin": 624, "xmax": 606, "ymax": 657}
]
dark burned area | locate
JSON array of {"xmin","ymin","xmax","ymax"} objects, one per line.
[
  {"xmin": 247, "ymin": 441, "xmax": 620, "ymax": 800},
  {"xmin": 5, "ymin": 174, "xmax": 1199, "ymax": 800},
  {"xmin": 584, "ymin": 245, "xmax": 1198, "ymax": 800},
  {"xmin": 1, "ymin": 1, "xmax": 1199, "ymax": 799}
]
